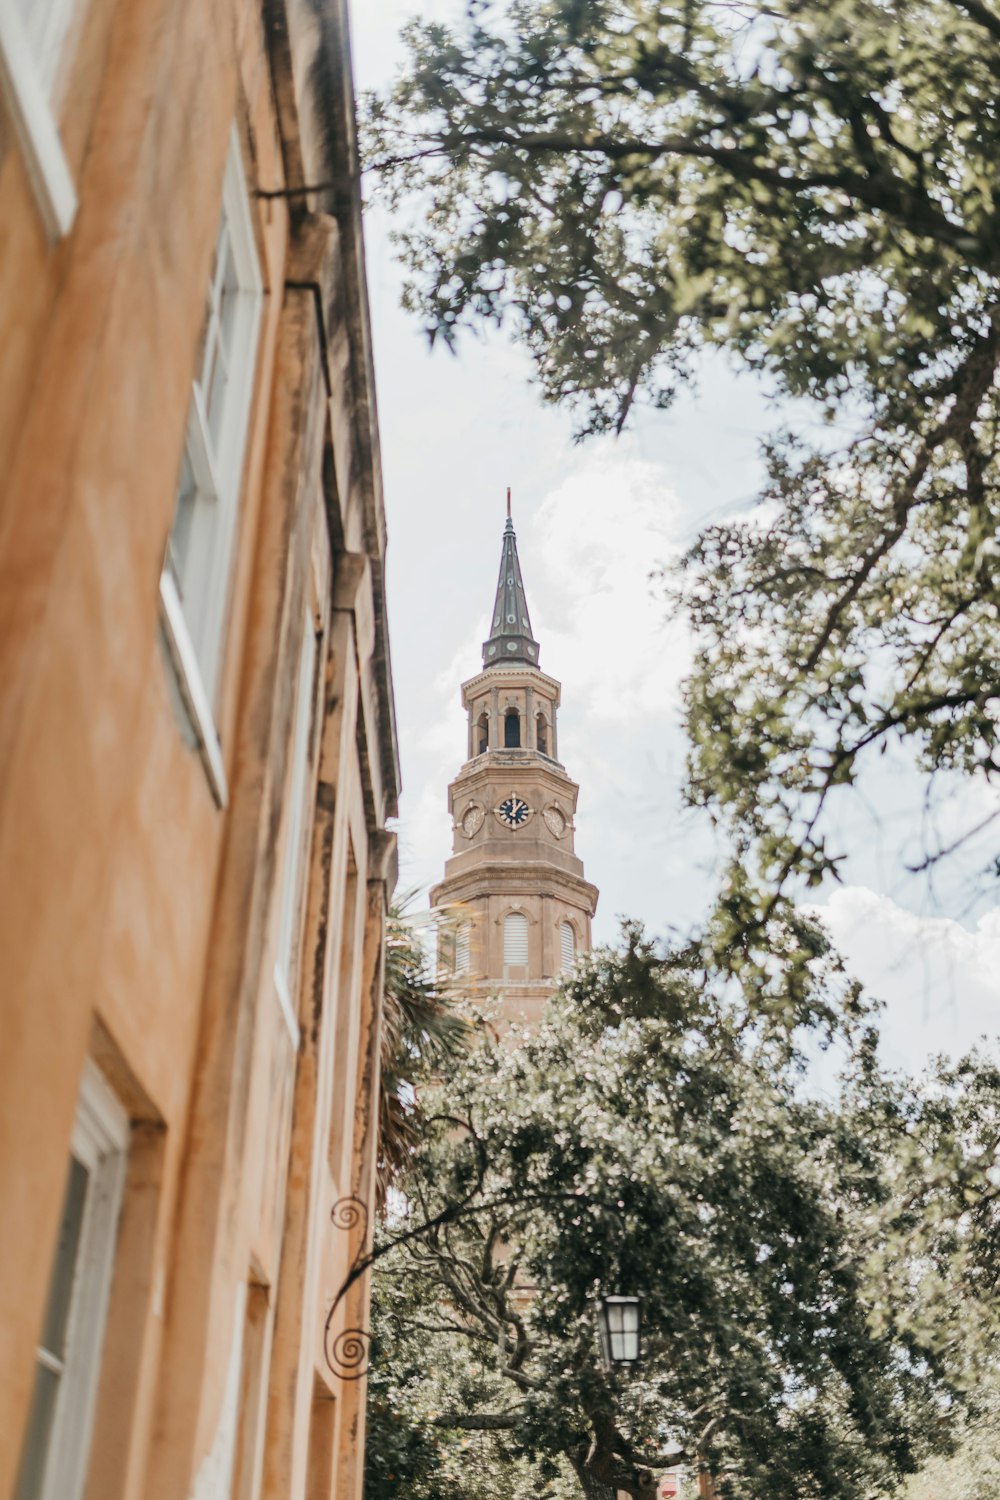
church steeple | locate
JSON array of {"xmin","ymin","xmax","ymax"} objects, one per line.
[
  {"xmin": 482, "ymin": 491, "xmax": 540, "ymax": 669},
  {"xmin": 431, "ymin": 495, "xmax": 598, "ymax": 1028}
]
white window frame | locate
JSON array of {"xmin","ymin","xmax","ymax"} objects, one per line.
[
  {"xmin": 454, "ymin": 922, "xmax": 471, "ymax": 975},
  {"xmin": 19, "ymin": 1061, "xmax": 129, "ymax": 1500},
  {"xmin": 159, "ymin": 128, "xmax": 263, "ymax": 808},
  {"xmin": 0, "ymin": 0, "xmax": 78, "ymax": 237},
  {"xmin": 272, "ymin": 615, "xmax": 319, "ymax": 1047}
]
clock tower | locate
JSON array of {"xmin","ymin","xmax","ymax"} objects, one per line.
[{"xmin": 430, "ymin": 501, "xmax": 599, "ymax": 1025}]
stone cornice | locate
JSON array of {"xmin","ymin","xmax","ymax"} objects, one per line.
[
  {"xmin": 430, "ymin": 863, "xmax": 599, "ymax": 915},
  {"xmin": 447, "ymin": 753, "xmax": 578, "ymax": 806},
  {"xmin": 461, "ymin": 665, "xmax": 562, "ymax": 702}
]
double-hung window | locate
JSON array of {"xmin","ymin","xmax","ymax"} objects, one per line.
[
  {"xmin": 15, "ymin": 1062, "xmax": 129, "ymax": 1500},
  {"xmin": 272, "ymin": 615, "xmax": 319, "ymax": 1044},
  {"xmin": 0, "ymin": 0, "xmax": 79, "ymax": 235},
  {"xmin": 160, "ymin": 131, "xmax": 263, "ymax": 806}
]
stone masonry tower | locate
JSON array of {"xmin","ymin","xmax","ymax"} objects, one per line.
[{"xmin": 430, "ymin": 499, "xmax": 599, "ymax": 1025}]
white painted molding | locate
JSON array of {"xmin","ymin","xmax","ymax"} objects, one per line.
[
  {"xmin": 0, "ymin": 5, "xmax": 77, "ymax": 238},
  {"xmin": 40, "ymin": 1062, "xmax": 129, "ymax": 1500},
  {"xmin": 272, "ymin": 965, "xmax": 302, "ymax": 1050},
  {"xmin": 159, "ymin": 568, "xmax": 229, "ymax": 809}
]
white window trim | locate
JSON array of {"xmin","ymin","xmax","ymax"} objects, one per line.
[
  {"xmin": 159, "ymin": 568, "xmax": 228, "ymax": 808},
  {"xmin": 0, "ymin": 5, "xmax": 77, "ymax": 238},
  {"xmin": 273, "ymin": 964, "xmax": 300, "ymax": 1050},
  {"xmin": 273, "ymin": 616, "xmax": 319, "ymax": 1048},
  {"xmin": 159, "ymin": 128, "xmax": 263, "ymax": 798},
  {"xmin": 39, "ymin": 1061, "xmax": 129, "ymax": 1500},
  {"xmin": 194, "ymin": 134, "xmax": 263, "ymax": 704}
]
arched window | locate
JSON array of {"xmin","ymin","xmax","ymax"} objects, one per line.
[
  {"xmin": 477, "ymin": 712, "xmax": 489, "ymax": 755},
  {"xmin": 536, "ymin": 713, "xmax": 548, "ymax": 755},
  {"xmin": 504, "ymin": 708, "xmax": 521, "ymax": 748},
  {"xmin": 503, "ymin": 912, "xmax": 529, "ymax": 966},
  {"xmin": 455, "ymin": 922, "xmax": 471, "ymax": 974},
  {"xmin": 560, "ymin": 921, "xmax": 576, "ymax": 972}
]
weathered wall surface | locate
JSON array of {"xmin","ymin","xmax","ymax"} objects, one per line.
[{"xmin": 0, "ymin": 1, "xmax": 398, "ymax": 1497}]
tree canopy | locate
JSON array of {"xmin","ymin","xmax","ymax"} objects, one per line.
[
  {"xmin": 365, "ymin": 921, "xmax": 1000, "ymax": 1500},
  {"xmin": 365, "ymin": 0, "xmax": 1000, "ymax": 928}
]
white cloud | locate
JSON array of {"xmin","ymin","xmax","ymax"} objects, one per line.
[
  {"xmin": 813, "ymin": 886, "xmax": 1000, "ymax": 1074},
  {"xmin": 528, "ymin": 442, "xmax": 689, "ymax": 725}
]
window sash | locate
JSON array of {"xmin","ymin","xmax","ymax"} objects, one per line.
[
  {"xmin": 560, "ymin": 921, "xmax": 576, "ymax": 971},
  {"xmin": 273, "ymin": 616, "xmax": 318, "ymax": 1045},
  {"xmin": 160, "ymin": 129, "xmax": 262, "ymax": 793},
  {"xmin": 16, "ymin": 1063, "xmax": 128, "ymax": 1500}
]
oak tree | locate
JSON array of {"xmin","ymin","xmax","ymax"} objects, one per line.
[
  {"xmin": 365, "ymin": 0, "xmax": 1000, "ymax": 924},
  {"xmin": 365, "ymin": 922, "xmax": 1000, "ymax": 1500}
]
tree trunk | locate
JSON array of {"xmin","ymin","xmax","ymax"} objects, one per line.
[
  {"xmin": 578, "ymin": 1474, "xmax": 617, "ymax": 1500},
  {"xmin": 570, "ymin": 1455, "xmax": 618, "ymax": 1500}
]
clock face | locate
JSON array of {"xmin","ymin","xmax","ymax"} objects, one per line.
[{"xmin": 496, "ymin": 793, "xmax": 531, "ymax": 829}]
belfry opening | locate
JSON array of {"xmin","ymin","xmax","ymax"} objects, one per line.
[{"xmin": 504, "ymin": 708, "xmax": 521, "ymax": 747}]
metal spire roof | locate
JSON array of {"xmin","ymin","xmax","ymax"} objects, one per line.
[{"xmin": 482, "ymin": 491, "xmax": 540, "ymax": 669}]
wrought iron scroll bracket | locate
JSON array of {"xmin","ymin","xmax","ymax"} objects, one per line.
[{"xmin": 324, "ymin": 1196, "xmax": 372, "ymax": 1381}]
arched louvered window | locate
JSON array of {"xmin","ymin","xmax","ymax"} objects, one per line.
[
  {"xmin": 536, "ymin": 713, "xmax": 548, "ymax": 755},
  {"xmin": 503, "ymin": 912, "xmax": 529, "ymax": 966},
  {"xmin": 477, "ymin": 712, "xmax": 489, "ymax": 755},
  {"xmin": 455, "ymin": 923, "xmax": 471, "ymax": 974},
  {"xmin": 504, "ymin": 708, "xmax": 521, "ymax": 748},
  {"xmin": 560, "ymin": 921, "xmax": 576, "ymax": 972}
]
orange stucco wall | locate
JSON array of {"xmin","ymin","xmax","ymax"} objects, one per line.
[{"xmin": 0, "ymin": 1, "xmax": 398, "ymax": 1498}]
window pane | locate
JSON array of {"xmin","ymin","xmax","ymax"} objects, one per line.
[
  {"xmin": 14, "ymin": 1362, "xmax": 60, "ymax": 1500},
  {"xmin": 166, "ymin": 445, "xmax": 199, "ymax": 597},
  {"xmin": 41, "ymin": 1154, "xmax": 89, "ymax": 1359},
  {"xmin": 15, "ymin": 1153, "xmax": 90, "ymax": 1500},
  {"xmin": 205, "ymin": 325, "xmax": 229, "ymax": 455},
  {"xmin": 217, "ymin": 241, "xmax": 241, "ymax": 362}
]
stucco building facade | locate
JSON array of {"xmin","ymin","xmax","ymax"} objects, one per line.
[
  {"xmin": 0, "ymin": 3, "xmax": 398, "ymax": 1500},
  {"xmin": 431, "ymin": 503, "xmax": 598, "ymax": 1024}
]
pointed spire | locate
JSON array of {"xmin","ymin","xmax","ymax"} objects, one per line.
[{"xmin": 482, "ymin": 492, "xmax": 540, "ymax": 669}]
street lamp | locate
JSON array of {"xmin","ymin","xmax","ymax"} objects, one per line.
[{"xmin": 596, "ymin": 1294, "xmax": 641, "ymax": 1367}]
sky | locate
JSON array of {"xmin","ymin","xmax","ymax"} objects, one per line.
[{"xmin": 348, "ymin": 0, "xmax": 999, "ymax": 1077}]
